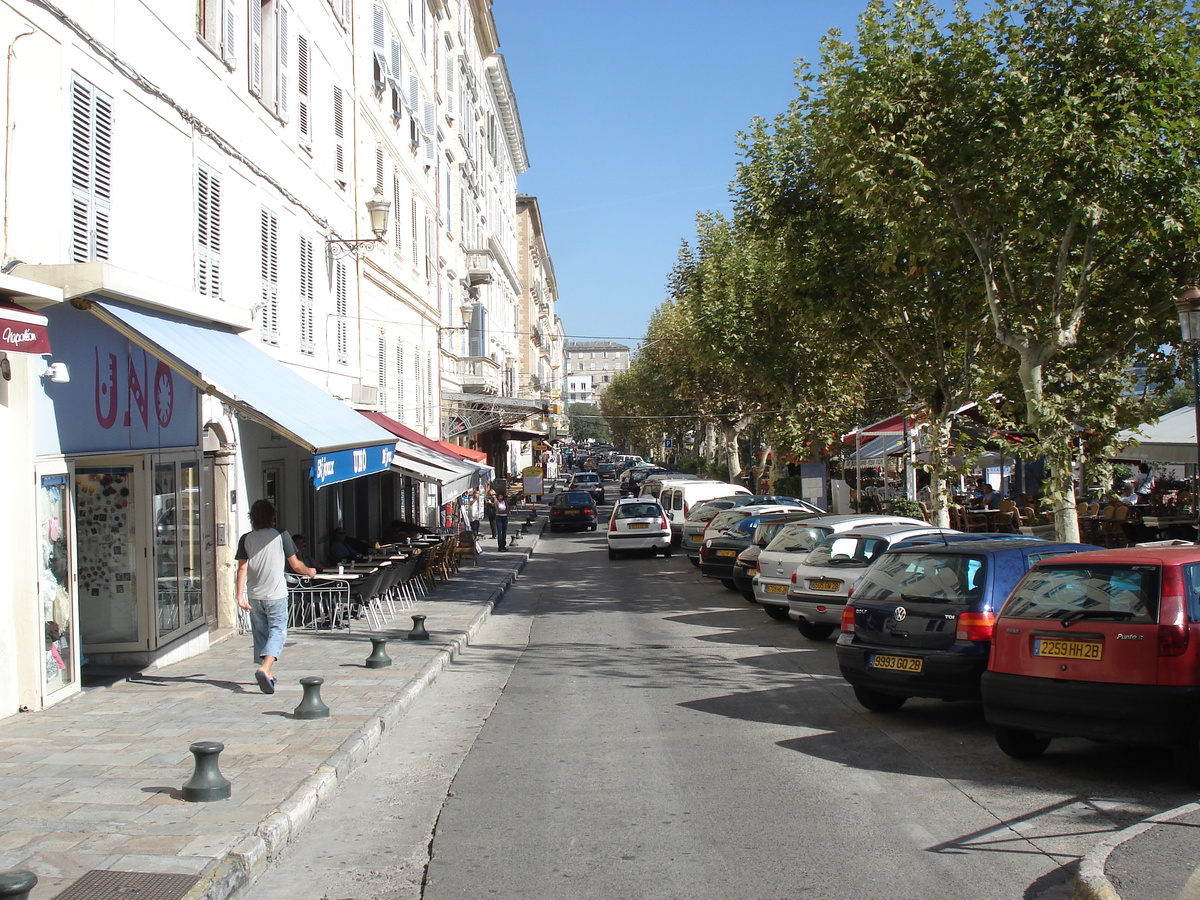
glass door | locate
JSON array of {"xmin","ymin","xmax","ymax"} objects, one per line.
[
  {"xmin": 76, "ymin": 464, "xmax": 141, "ymax": 649},
  {"xmin": 154, "ymin": 459, "xmax": 206, "ymax": 642},
  {"xmin": 37, "ymin": 472, "xmax": 77, "ymax": 697}
]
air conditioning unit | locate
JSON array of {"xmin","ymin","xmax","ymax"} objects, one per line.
[{"xmin": 351, "ymin": 383, "xmax": 380, "ymax": 407}]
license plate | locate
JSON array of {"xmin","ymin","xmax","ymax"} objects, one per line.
[
  {"xmin": 869, "ymin": 654, "xmax": 923, "ymax": 673},
  {"xmin": 765, "ymin": 584, "xmax": 788, "ymax": 595},
  {"xmin": 563, "ymin": 509, "xmax": 579, "ymax": 516},
  {"xmin": 809, "ymin": 579, "xmax": 841, "ymax": 592},
  {"xmin": 1034, "ymin": 639, "xmax": 1103, "ymax": 660},
  {"xmin": 629, "ymin": 523, "xmax": 649, "ymax": 530},
  {"xmin": 717, "ymin": 549, "xmax": 736, "ymax": 557}
]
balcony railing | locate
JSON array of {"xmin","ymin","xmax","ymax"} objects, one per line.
[{"xmin": 459, "ymin": 356, "xmax": 502, "ymax": 394}]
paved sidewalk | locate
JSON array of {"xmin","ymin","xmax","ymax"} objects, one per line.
[
  {"xmin": 0, "ymin": 521, "xmax": 542, "ymax": 900},
  {"xmin": 1075, "ymin": 800, "xmax": 1200, "ymax": 900}
]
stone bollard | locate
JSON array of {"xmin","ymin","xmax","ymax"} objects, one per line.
[
  {"xmin": 181, "ymin": 741, "xmax": 231, "ymax": 802},
  {"xmin": 0, "ymin": 870, "xmax": 37, "ymax": 900},
  {"xmin": 365, "ymin": 636, "xmax": 392, "ymax": 668},
  {"xmin": 293, "ymin": 677, "xmax": 330, "ymax": 719},
  {"xmin": 407, "ymin": 614, "xmax": 430, "ymax": 641}
]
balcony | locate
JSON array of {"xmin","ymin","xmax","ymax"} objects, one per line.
[{"xmin": 459, "ymin": 356, "xmax": 502, "ymax": 394}]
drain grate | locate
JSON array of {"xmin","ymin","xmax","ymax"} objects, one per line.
[{"xmin": 54, "ymin": 870, "xmax": 199, "ymax": 900}]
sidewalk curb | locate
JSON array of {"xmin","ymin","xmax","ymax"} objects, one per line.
[
  {"xmin": 1073, "ymin": 800, "xmax": 1200, "ymax": 900},
  {"xmin": 185, "ymin": 529, "xmax": 541, "ymax": 900}
]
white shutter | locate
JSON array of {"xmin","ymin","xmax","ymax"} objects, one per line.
[
  {"xmin": 333, "ymin": 85, "xmax": 346, "ymax": 182},
  {"xmin": 373, "ymin": 3, "xmax": 385, "ymax": 50},
  {"xmin": 260, "ymin": 208, "xmax": 279, "ymax": 343},
  {"xmin": 299, "ymin": 235, "xmax": 314, "ymax": 353},
  {"xmin": 423, "ymin": 135, "xmax": 436, "ymax": 169},
  {"xmin": 222, "ymin": 0, "xmax": 237, "ymax": 66},
  {"xmin": 421, "ymin": 99, "xmax": 435, "ymax": 137},
  {"xmin": 407, "ymin": 72, "xmax": 419, "ymax": 112},
  {"xmin": 335, "ymin": 260, "xmax": 348, "ymax": 364},
  {"xmin": 390, "ymin": 38, "xmax": 401, "ymax": 81},
  {"xmin": 196, "ymin": 164, "xmax": 221, "ymax": 297},
  {"xmin": 69, "ymin": 76, "xmax": 112, "ymax": 263},
  {"xmin": 276, "ymin": 4, "xmax": 289, "ymax": 120},
  {"xmin": 249, "ymin": 0, "xmax": 262, "ymax": 96},
  {"xmin": 444, "ymin": 53, "xmax": 455, "ymax": 120},
  {"xmin": 297, "ymin": 34, "xmax": 310, "ymax": 145},
  {"xmin": 393, "ymin": 175, "xmax": 403, "ymax": 254}
]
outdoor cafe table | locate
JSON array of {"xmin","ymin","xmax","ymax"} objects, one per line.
[{"xmin": 1139, "ymin": 515, "xmax": 1197, "ymax": 541}]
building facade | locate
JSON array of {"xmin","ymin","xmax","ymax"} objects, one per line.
[
  {"xmin": 565, "ymin": 340, "xmax": 630, "ymax": 400},
  {"xmin": 0, "ymin": 0, "xmax": 558, "ymax": 720}
]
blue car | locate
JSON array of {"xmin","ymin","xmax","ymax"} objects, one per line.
[{"xmin": 836, "ymin": 539, "xmax": 1101, "ymax": 712}]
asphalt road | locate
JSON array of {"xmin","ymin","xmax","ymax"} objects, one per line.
[{"xmin": 243, "ymin": 500, "xmax": 1196, "ymax": 900}]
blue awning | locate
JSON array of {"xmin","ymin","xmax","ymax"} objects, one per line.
[{"xmin": 85, "ymin": 298, "xmax": 395, "ymax": 488}]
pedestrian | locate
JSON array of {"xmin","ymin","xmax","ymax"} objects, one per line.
[
  {"xmin": 484, "ymin": 491, "xmax": 497, "ymax": 537},
  {"xmin": 1133, "ymin": 462, "xmax": 1155, "ymax": 498},
  {"xmin": 469, "ymin": 487, "xmax": 484, "ymax": 534},
  {"xmin": 235, "ymin": 499, "xmax": 314, "ymax": 694},
  {"xmin": 494, "ymin": 489, "xmax": 510, "ymax": 551}
]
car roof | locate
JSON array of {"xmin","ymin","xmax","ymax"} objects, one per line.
[
  {"xmin": 828, "ymin": 524, "xmax": 958, "ymax": 540},
  {"xmin": 801, "ymin": 514, "xmax": 930, "ymax": 527},
  {"xmin": 615, "ymin": 496, "xmax": 662, "ymax": 506},
  {"xmin": 884, "ymin": 538, "xmax": 1099, "ymax": 557},
  {"xmin": 1030, "ymin": 544, "xmax": 1200, "ymax": 567}
]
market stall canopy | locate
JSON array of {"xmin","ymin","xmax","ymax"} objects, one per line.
[
  {"xmin": 1116, "ymin": 405, "xmax": 1198, "ymax": 463},
  {"xmin": 84, "ymin": 298, "xmax": 395, "ymax": 488}
]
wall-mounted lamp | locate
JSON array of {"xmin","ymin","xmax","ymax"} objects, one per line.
[
  {"xmin": 327, "ymin": 189, "xmax": 392, "ymax": 259},
  {"xmin": 0, "ymin": 353, "xmax": 9, "ymax": 382},
  {"xmin": 41, "ymin": 361, "xmax": 70, "ymax": 384}
]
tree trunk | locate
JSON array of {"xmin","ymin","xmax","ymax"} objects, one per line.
[
  {"xmin": 724, "ymin": 425, "xmax": 744, "ymax": 484},
  {"xmin": 1016, "ymin": 353, "xmax": 1080, "ymax": 543},
  {"xmin": 926, "ymin": 415, "xmax": 954, "ymax": 529}
]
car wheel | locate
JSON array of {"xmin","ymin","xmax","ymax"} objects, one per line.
[
  {"xmin": 588, "ymin": 524, "xmax": 597, "ymax": 531},
  {"xmin": 994, "ymin": 726, "xmax": 1050, "ymax": 760},
  {"xmin": 764, "ymin": 605, "xmax": 790, "ymax": 621},
  {"xmin": 796, "ymin": 620, "xmax": 836, "ymax": 641},
  {"xmin": 688, "ymin": 557, "xmax": 700, "ymax": 568},
  {"xmin": 721, "ymin": 578, "xmax": 738, "ymax": 591},
  {"xmin": 608, "ymin": 548, "xmax": 617, "ymax": 560},
  {"xmin": 852, "ymin": 686, "xmax": 908, "ymax": 713},
  {"xmin": 662, "ymin": 546, "xmax": 673, "ymax": 557},
  {"xmin": 741, "ymin": 588, "xmax": 757, "ymax": 604},
  {"xmin": 548, "ymin": 525, "xmax": 557, "ymax": 533}
]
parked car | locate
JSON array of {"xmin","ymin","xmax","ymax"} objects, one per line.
[
  {"xmin": 567, "ymin": 471, "xmax": 605, "ymax": 504},
  {"xmin": 659, "ymin": 481, "xmax": 750, "ymax": 544},
  {"xmin": 732, "ymin": 518, "xmax": 809, "ymax": 602},
  {"xmin": 620, "ymin": 465, "xmax": 670, "ymax": 497},
  {"xmin": 837, "ymin": 538, "xmax": 1099, "ymax": 712},
  {"xmin": 638, "ymin": 472, "xmax": 703, "ymax": 500},
  {"xmin": 607, "ymin": 497, "xmax": 672, "ymax": 559},
  {"xmin": 682, "ymin": 495, "xmax": 821, "ymax": 565},
  {"xmin": 699, "ymin": 512, "xmax": 817, "ymax": 589},
  {"xmin": 548, "ymin": 491, "xmax": 597, "ymax": 532},
  {"xmin": 982, "ymin": 545, "xmax": 1200, "ymax": 771},
  {"xmin": 787, "ymin": 524, "xmax": 959, "ymax": 640},
  {"xmin": 596, "ymin": 461, "xmax": 618, "ymax": 481},
  {"xmin": 755, "ymin": 515, "xmax": 930, "ymax": 620}
]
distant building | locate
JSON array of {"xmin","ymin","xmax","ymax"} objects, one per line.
[
  {"xmin": 568, "ymin": 375, "xmax": 594, "ymax": 404},
  {"xmin": 565, "ymin": 341, "xmax": 631, "ymax": 399}
]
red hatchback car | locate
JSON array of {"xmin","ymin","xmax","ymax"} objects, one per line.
[{"xmin": 982, "ymin": 545, "xmax": 1200, "ymax": 774}]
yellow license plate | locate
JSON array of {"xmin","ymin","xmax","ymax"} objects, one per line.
[
  {"xmin": 629, "ymin": 523, "xmax": 649, "ymax": 530},
  {"xmin": 717, "ymin": 549, "xmax": 736, "ymax": 557},
  {"xmin": 810, "ymin": 579, "xmax": 841, "ymax": 592},
  {"xmin": 1034, "ymin": 639, "xmax": 1103, "ymax": 660},
  {"xmin": 869, "ymin": 654, "xmax": 923, "ymax": 672},
  {"xmin": 765, "ymin": 584, "xmax": 788, "ymax": 595}
]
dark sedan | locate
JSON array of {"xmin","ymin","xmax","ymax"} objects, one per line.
[
  {"xmin": 548, "ymin": 491, "xmax": 598, "ymax": 531},
  {"xmin": 699, "ymin": 512, "xmax": 817, "ymax": 590}
]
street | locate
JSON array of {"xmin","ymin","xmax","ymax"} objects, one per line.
[{"xmin": 243, "ymin": 498, "xmax": 1194, "ymax": 900}]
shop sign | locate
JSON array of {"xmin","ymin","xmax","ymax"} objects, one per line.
[
  {"xmin": 310, "ymin": 443, "xmax": 395, "ymax": 488},
  {"xmin": 0, "ymin": 306, "xmax": 51, "ymax": 354}
]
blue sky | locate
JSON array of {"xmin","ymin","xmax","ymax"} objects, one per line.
[{"xmin": 492, "ymin": 1, "xmax": 867, "ymax": 348}]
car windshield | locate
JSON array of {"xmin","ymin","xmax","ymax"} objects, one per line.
[
  {"xmin": 616, "ymin": 502, "xmax": 661, "ymax": 519},
  {"xmin": 1001, "ymin": 564, "xmax": 1159, "ymax": 623},
  {"xmin": 854, "ymin": 551, "xmax": 987, "ymax": 605},
  {"xmin": 803, "ymin": 535, "xmax": 889, "ymax": 568},
  {"xmin": 765, "ymin": 524, "xmax": 832, "ymax": 554}
]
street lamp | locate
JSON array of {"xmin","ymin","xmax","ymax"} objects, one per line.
[
  {"xmin": 327, "ymin": 189, "xmax": 391, "ymax": 258},
  {"xmin": 1174, "ymin": 285, "xmax": 1200, "ymax": 537}
]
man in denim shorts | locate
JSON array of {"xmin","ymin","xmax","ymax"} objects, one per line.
[{"xmin": 235, "ymin": 499, "xmax": 314, "ymax": 694}]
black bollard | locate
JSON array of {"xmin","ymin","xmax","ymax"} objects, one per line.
[
  {"xmin": 365, "ymin": 636, "xmax": 392, "ymax": 668},
  {"xmin": 181, "ymin": 741, "xmax": 231, "ymax": 802},
  {"xmin": 0, "ymin": 870, "xmax": 37, "ymax": 900},
  {"xmin": 294, "ymin": 676, "xmax": 330, "ymax": 719},
  {"xmin": 407, "ymin": 614, "xmax": 430, "ymax": 641}
]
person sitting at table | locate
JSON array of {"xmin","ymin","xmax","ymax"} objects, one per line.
[
  {"xmin": 1118, "ymin": 485, "xmax": 1138, "ymax": 506},
  {"xmin": 973, "ymin": 483, "xmax": 1001, "ymax": 510},
  {"xmin": 291, "ymin": 534, "xmax": 323, "ymax": 572},
  {"xmin": 327, "ymin": 527, "xmax": 367, "ymax": 564}
]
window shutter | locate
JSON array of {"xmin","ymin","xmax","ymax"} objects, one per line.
[
  {"xmin": 378, "ymin": 334, "xmax": 387, "ymax": 395},
  {"xmin": 299, "ymin": 235, "xmax": 314, "ymax": 353},
  {"xmin": 196, "ymin": 164, "xmax": 221, "ymax": 297},
  {"xmin": 70, "ymin": 76, "xmax": 113, "ymax": 263},
  {"xmin": 260, "ymin": 208, "xmax": 279, "ymax": 343},
  {"xmin": 469, "ymin": 303, "xmax": 485, "ymax": 357},
  {"xmin": 423, "ymin": 135, "xmax": 436, "ymax": 169},
  {"xmin": 375, "ymin": 146, "xmax": 384, "ymax": 192},
  {"xmin": 335, "ymin": 260, "xmax": 348, "ymax": 364},
  {"xmin": 297, "ymin": 34, "xmax": 310, "ymax": 144},
  {"xmin": 390, "ymin": 38, "xmax": 401, "ymax": 82},
  {"xmin": 276, "ymin": 4, "xmax": 289, "ymax": 120},
  {"xmin": 333, "ymin": 86, "xmax": 346, "ymax": 180},
  {"xmin": 444, "ymin": 52, "xmax": 455, "ymax": 119},
  {"xmin": 421, "ymin": 98, "xmax": 435, "ymax": 137},
  {"xmin": 410, "ymin": 196, "xmax": 418, "ymax": 262},
  {"xmin": 249, "ymin": 0, "xmax": 263, "ymax": 96},
  {"xmin": 223, "ymin": 0, "xmax": 237, "ymax": 65},
  {"xmin": 396, "ymin": 342, "xmax": 405, "ymax": 420},
  {"xmin": 393, "ymin": 175, "xmax": 403, "ymax": 253},
  {"xmin": 407, "ymin": 72, "xmax": 419, "ymax": 112},
  {"xmin": 372, "ymin": 3, "xmax": 385, "ymax": 50}
]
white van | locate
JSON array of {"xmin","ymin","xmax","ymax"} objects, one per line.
[{"xmin": 657, "ymin": 480, "xmax": 752, "ymax": 543}]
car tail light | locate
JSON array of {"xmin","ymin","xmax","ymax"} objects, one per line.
[
  {"xmin": 683, "ymin": 501, "xmax": 690, "ymax": 516},
  {"xmin": 550, "ymin": 508, "xmax": 561, "ymax": 517},
  {"xmin": 841, "ymin": 605, "xmax": 856, "ymax": 633},
  {"xmin": 585, "ymin": 507, "xmax": 595, "ymax": 516},
  {"xmin": 791, "ymin": 571, "xmax": 798, "ymax": 584},
  {"xmin": 1159, "ymin": 567, "xmax": 1189, "ymax": 657},
  {"xmin": 955, "ymin": 611, "xmax": 995, "ymax": 642},
  {"xmin": 755, "ymin": 559, "xmax": 762, "ymax": 573},
  {"xmin": 661, "ymin": 513, "xmax": 670, "ymax": 530}
]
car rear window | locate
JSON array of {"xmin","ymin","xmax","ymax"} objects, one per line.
[
  {"xmin": 765, "ymin": 524, "xmax": 832, "ymax": 554},
  {"xmin": 804, "ymin": 535, "xmax": 888, "ymax": 568},
  {"xmin": 557, "ymin": 493, "xmax": 592, "ymax": 507},
  {"xmin": 754, "ymin": 521, "xmax": 790, "ymax": 544},
  {"xmin": 616, "ymin": 503, "xmax": 661, "ymax": 519},
  {"xmin": 688, "ymin": 501, "xmax": 735, "ymax": 521},
  {"xmin": 854, "ymin": 552, "xmax": 987, "ymax": 605},
  {"xmin": 710, "ymin": 510, "xmax": 750, "ymax": 531},
  {"xmin": 1001, "ymin": 564, "xmax": 1160, "ymax": 624}
]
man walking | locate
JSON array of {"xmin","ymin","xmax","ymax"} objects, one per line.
[{"xmin": 235, "ymin": 499, "xmax": 315, "ymax": 694}]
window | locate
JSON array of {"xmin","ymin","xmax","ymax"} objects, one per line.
[
  {"xmin": 296, "ymin": 33, "xmax": 310, "ymax": 146},
  {"xmin": 378, "ymin": 334, "xmax": 387, "ymax": 394},
  {"xmin": 250, "ymin": 0, "xmax": 288, "ymax": 121},
  {"xmin": 393, "ymin": 175, "xmax": 404, "ymax": 253},
  {"xmin": 197, "ymin": 0, "xmax": 236, "ymax": 65},
  {"xmin": 335, "ymin": 260, "xmax": 348, "ymax": 363},
  {"xmin": 332, "ymin": 86, "xmax": 346, "ymax": 186},
  {"xmin": 299, "ymin": 235, "xmax": 314, "ymax": 354},
  {"xmin": 196, "ymin": 163, "xmax": 221, "ymax": 298},
  {"xmin": 70, "ymin": 75, "xmax": 113, "ymax": 263},
  {"xmin": 259, "ymin": 208, "xmax": 279, "ymax": 343}
]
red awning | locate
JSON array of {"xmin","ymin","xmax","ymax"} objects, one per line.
[
  {"xmin": 841, "ymin": 412, "xmax": 922, "ymax": 444},
  {"xmin": 359, "ymin": 410, "xmax": 465, "ymax": 459},
  {"xmin": 438, "ymin": 440, "xmax": 487, "ymax": 463},
  {"xmin": 0, "ymin": 303, "xmax": 51, "ymax": 354}
]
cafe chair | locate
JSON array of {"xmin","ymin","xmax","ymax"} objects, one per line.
[{"xmin": 455, "ymin": 530, "xmax": 480, "ymax": 566}]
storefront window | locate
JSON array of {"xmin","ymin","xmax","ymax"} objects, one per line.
[
  {"xmin": 155, "ymin": 460, "xmax": 205, "ymax": 637},
  {"xmin": 38, "ymin": 474, "xmax": 75, "ymax": 694},
  {"xmin": 76, "ymin": 466, "xmax": 140, "ymax": 645}
]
